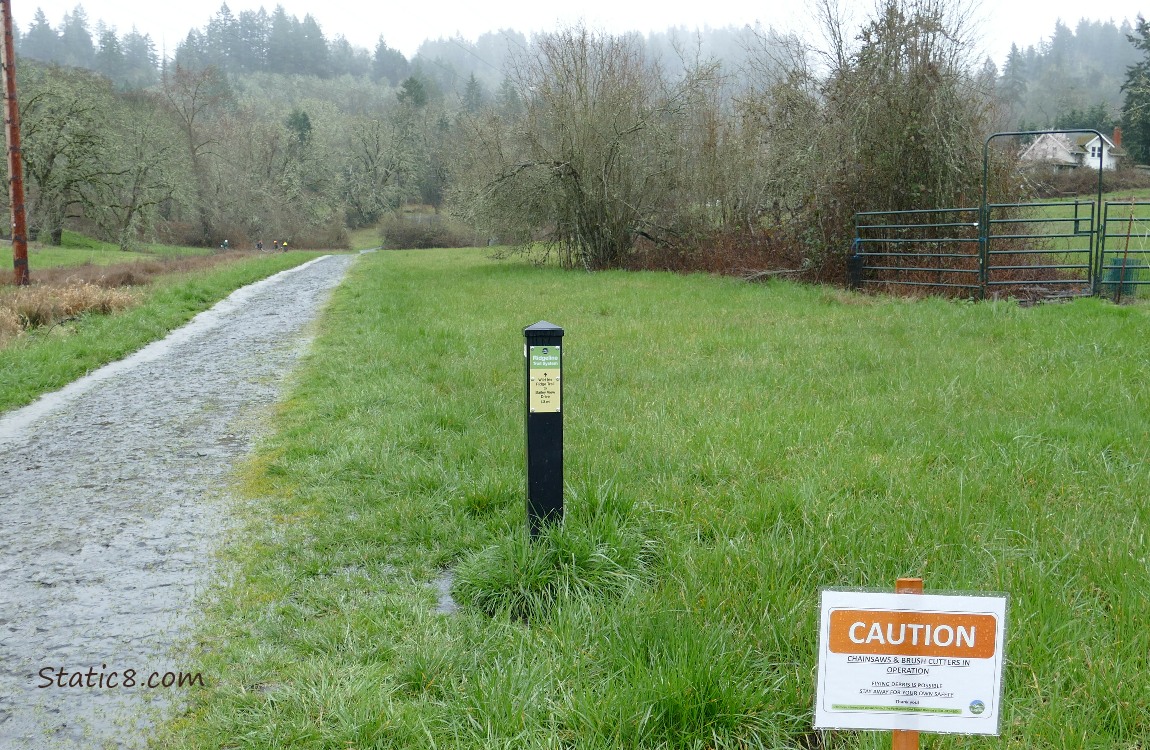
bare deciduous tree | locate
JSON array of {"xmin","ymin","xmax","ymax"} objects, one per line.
[
  {"xmin": 450, "ymin": 27, "xmax": 699, "ymax": 269},
  {"xmin": 162, "ymin": 64, "xmax": 232, "ymax": 243},
  {"xmin": 739, "ymin": 0, "xmax": 1004, "ymax": 271}
]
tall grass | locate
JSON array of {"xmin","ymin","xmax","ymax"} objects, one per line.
[
  {"xmin": 162, "ymin": 249, "xmax": 1150, "ymax": 749},
  {"xmin": 0, "ymin": 282, "xmax": 138, "ymax": 334}
]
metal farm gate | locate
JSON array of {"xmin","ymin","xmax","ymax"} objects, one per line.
[
  {"xmin": 1098, "ymin": 200, "xmax": 1150, "ymax": 302},
  {"xmin": 850, "ymin": 130, "xmax": 1150, "ymax": 302}
]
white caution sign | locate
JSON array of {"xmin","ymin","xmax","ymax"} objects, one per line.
[{"xmin": 815, "ymin": 589, "xmax": 1007, "ymax": 734}]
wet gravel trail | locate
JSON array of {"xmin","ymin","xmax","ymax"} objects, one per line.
[{"xmin": 0, "ymin": 253, "xmax": 356, "ymax": 748}]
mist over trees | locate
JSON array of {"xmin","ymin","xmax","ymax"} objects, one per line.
[
  {"xmin": 5, "ymin": 1, "xmax": 1148, "ymax": 265},
  {"xmin": 998, "ymin": 17, "xmax": 1141, "ymax": 133}
]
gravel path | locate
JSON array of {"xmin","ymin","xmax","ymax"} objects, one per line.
[{"xmin": 0, "ymin": 253, "xmax": 356, "ymax": 748}]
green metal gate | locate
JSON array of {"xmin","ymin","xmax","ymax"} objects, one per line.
[
  {"xmin": 852, "ymin": 207, "xmax": 980, "ymax": 293},
  {"xmin": 982, "ymin": 199, "xmax": 1096, "ymax": 296},
  {"xmin": 850, "ymin": 129, "xmax": 1137, "ymax": 301},
  {"xmin": 1098, "ymin": 201, "xmax": 1150, "ymax": 302}
]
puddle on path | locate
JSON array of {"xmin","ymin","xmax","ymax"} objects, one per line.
[{"xmin": 431, "ymin": 571, "xmax": 459, "ymax": 615}]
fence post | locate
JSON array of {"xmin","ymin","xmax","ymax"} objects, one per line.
[
  {"xmin": 848, "ymin": 239, "xmax": 864, "ymax": 290},
  {"xmin": 524, "ymin": 321, "xmax": 564, "ymax": 537}
]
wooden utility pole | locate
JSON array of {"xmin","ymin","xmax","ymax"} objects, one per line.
[{"xmin": 1, "ymin": 0, "xmax": 29, "ymax": 285}]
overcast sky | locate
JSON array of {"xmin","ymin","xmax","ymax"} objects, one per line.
[{"xmin": 11, "ymin": 0, "xmax": 1148, "ymax": 66}]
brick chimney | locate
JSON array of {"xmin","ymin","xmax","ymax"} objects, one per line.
[{"xmin": 1113, "ymin": 126, "xmax": 1122, "ymax": 147}]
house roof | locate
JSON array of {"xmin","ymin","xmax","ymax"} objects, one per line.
[
  {"xmin": 1074, "ymin": 133, "xmax": 1116, "ymax": 150},
  {"xmin": 1019, "ymin": 133, "xmax": 1078, "ymax": 166},
  {"xmin": 1019, "ymin": 132, "xmax": 1126, "ymax": 167}
]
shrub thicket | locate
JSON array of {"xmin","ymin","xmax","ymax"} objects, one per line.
[
  {"xmin": 450, "ymin": 1, "xmax": 1016, "ymax": 281},
  {"xmin": 380, "ymin": 212, "xmax": 482, "ymax": 249}
]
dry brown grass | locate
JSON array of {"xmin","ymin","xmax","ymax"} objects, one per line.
[
  {"xmin": 0, "ymin": 306, "xmax": 20, "ymax": 341},
  {"xmin": 5, "ymin": 254, "xmax": 258, "ymax": 289},
  {"xmin": 0, "ymin": 283, "xmax": 139, "ymax": 344},
  {"xmin": 0, "ymin": 254, "xmax": 265, "ymax": 346},
  {"xmin": 0, "ymin": 250, "xmax": 301, "ymax": 346}
]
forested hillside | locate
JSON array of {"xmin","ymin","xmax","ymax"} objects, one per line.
[
  {"xmin": 997, "ymin": 18, "xmax": 1140, "ymax": 133},
  {"xmin": 5, "ymin": 2, "xmax": 1150, "ymax": 267}
]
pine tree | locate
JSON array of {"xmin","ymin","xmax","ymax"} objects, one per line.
[
  {"xmin": 236, "ymin": 9, "xmax": 270, "ymax": 73},
  {"xmin": 59, "ymin": 6, "xmax": 95, "ymax": 69},
  {"xmin": 205, "ymin": 4, "xmax": 241, "ymax": 74},
  {"xmin": 1121, "ymin": 15, "xmax": 1150, "ymax": 162},
  {"xmin": 297, "ymin": 15, "xmax": 330, "ymax": 77},
  {"xmin": 94, "ymin": 26, "xmax": 125, "ymax": 84},
  {"xmin": 1000, "ymin": 44, "xmax": 1028, "ymax": 112},
  {"xmin": 397, "ymin": 76, "xmax": 428, "ymax": 107},
  {"xmin": 121, "ymin": 29, "xmax": 159, "ymax": 89},
  {"xmin": 21, "ymin": 9, "xmax": 61, "ymax": 63},
  {"xmin": 463, "ymin": 73, "xmax": 485, "ymax": 113},
  {"xmin": 266, "ymin": 6, "xmax": 299, "ymax": 75},
  {"xmin": 372, "ymin": 38, "xmax": 409, "ymax": 86}
]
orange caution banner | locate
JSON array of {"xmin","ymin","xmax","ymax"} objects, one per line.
[{"xmin": 829, "ymin": 610, "xmax": 997, "ymax": 659}]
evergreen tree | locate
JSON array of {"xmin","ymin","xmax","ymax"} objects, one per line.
[
  {"xmin": 1000, "ymin": 44, "xmax": 1028, "ymax": 111},
  {"xmin": 495, "ymin": 76, "xmax": 523, "ymax": 119},
  {"xmin": 372, "ymin": 38, "xmax": 409, "ymax": 85},
  {"xmin": 175, "ymin": 29, "xmax": 211, "ymax": 70},
  {"xmin": 206, "ymin": 4, "xmax": 241, "ymax": 74},
  {"xmin": 22, "ymin": 9, "xmax": 61, "ymax": 63},
  {"xmin": 1121, "ymin": 15, "xmax": 1150, "ymax": 162},
  {"xmin": 999, "ymin": 18, "xmax": 1141, "ymax": 131},
  {"xmin": 463, "ymin": 73, "xmax": 485, "ymax": 113},
  {"xmin": 58, "ymin": 6, "xmax": 95, "ymax": 69},
  {"xmin": 121, "ymin": 29, "xmax": 159, "ymax": 89},
  {"xmin": 266, "ymin": 6, "xmax": 299, "ymax": 74},
  {"xmin": 236, "ymin": 9, "xmax": 270, "ymax": 73},
  {"xmin": 297, "ymin": 15, "xmax": 330, "ymax": 77},
  {"xmin": 1054, "ymin": 103, "xmax": 1117, "ymax": 133},
  {"xmin": 397, "ymin": 76, "xmax": 428, "ymax": 107},
  {"xmin": 285, "ymin": 109, "xmax": 312, "ymax": 147},
  {"xmin": 93, "ymin": 25, "xmax": 125, "ymax": 84}
]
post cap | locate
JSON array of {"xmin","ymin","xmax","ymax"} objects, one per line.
[{"xmin": 524, "ymin": 320, "xmax": 564, "ymax": 337}]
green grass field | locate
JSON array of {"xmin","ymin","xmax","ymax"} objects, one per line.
[
  {"xmin": 22, "ymin": 230, "xmax": 217, "ymax": 268},
  {"xmin": 157, "ymin": 248, "xmax": 1150, "ymax": 748},
  {"xmin": 0, "ymin": 251, "xmax": 317, "ymax": 413},
  {"xmin": 346, "ymin": 225, "xmax": 385, "ymax": 252}
]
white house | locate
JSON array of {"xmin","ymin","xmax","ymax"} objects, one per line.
[
  {"xmin": 1019, "ymin": 130, "xmax": 1124, "ymax": 171},
  {"xmin": 1074, "ymin": 133, "xmax": 1121, "ymax": 171}
]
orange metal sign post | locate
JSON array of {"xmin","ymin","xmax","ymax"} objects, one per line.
[{"xmin": 892, "ymin": 577, "xmax": 923, "ymax": 750}]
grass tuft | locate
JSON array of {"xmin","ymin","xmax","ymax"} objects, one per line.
[{"xmin": 453, "ymin": 482, "xmax": 658, "ymax": 621}]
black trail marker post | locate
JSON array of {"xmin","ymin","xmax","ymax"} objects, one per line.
[{"xmin": 524, "ymin": 321, "xmax": 563, "ymax": 537}]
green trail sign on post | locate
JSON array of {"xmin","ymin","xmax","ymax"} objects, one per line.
[{"xmin": 524, "ymin": 321, "xmax": 564, "ymax": 537}]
